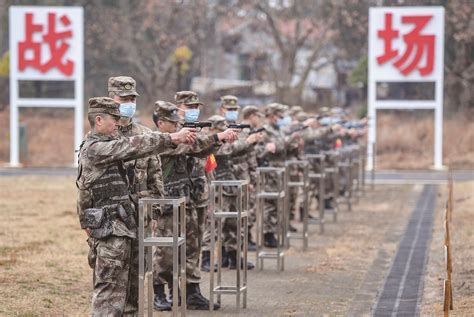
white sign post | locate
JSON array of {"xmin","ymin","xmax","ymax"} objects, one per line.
[
  {"xmin": 9, "ymin": 6, "xmax": 84, "ymax": 166},
  {"xmin": 368, "ymin": 7, "xmax": 445, "ymax": 170}
]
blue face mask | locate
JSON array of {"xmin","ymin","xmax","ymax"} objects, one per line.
[
  {"xmin": 276, "ymin": 116, "xmax": 291, "ymax": 128},
  {"xmin": 119, "ymin": 102, "xmax": 136, "ymax": 118},
  {"xmin": 225, "ymin": 110, "xmax": 239, "ymax": 122},
  {"xmin": 319, "ymin": 117, "xmax": 331, "ymax": 126},
  {"xmin": 184, "ymin": 109, "xmax": 200, "ymax": 122}
]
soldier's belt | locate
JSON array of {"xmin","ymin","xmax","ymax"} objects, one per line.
[{"xmin": 232, "ymin": 156, "xmax": 247, "ymax": 164}]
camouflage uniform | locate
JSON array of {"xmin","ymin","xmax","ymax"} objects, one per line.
[
  {"xmin": 208, "ymin": 115, "xmax": 252, "ymax": 252},
  {"xmin": 152, "ymin": 101, "xmax": 219, "ymax": 286},
  {"xmin": 235, "ymin": 106, "xmax": 263, "ymax": 231},
  {"xmin": 302, "ymin": 122, "xmax": 335, "ymax": 208},
  {"xmin": 108, "ymin": 76, "xmax": 165, "ymax": 313},
  {"xmin": 77, "ymin": 97, "xmax": 174, "ymax": 316},
  {"xmin": 255, "ymin": 104, "xmax": 291, "ymax": 235},
  {"xmin": 282, "ymin": 108, "xmax": 305, "ymax": 223}
]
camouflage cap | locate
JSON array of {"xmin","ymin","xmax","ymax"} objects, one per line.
[
  {"xmin": 220, "ymin": 95, "xmax": 240, "ymax": 109},
  {"xmin": 88, "ymin": 97, "xmax": 121, "ymax": 117},
  {"xmin": 242, "ymin": 105, "xmax": 263, "ymax": 119},
  {"xmin": 174, "ymin": 91, "xmax": 203, "ymax": 105},
  {"xmin": 290, "ymin": 105, "xmax": 303, "ymax": 116},
  {"xmin": 320, "ymin": 107, "xmax": 330, "ymax": 115},
  {"xmin": 207, "ymin": 115, "xmax": 227, "ymax": 131},
  {"xmin": 296, "ymin": 111, "xmax": 309, "ymax": 122},
  {"xmin": 108, "ymin": 76, "xmax": 139, "ymax": 97},
  {"xmin": 154, "ymin": 100, "xmax": 181, "ymax": 122},
  {"xmin": 264, "ymin": 103, "xmax": 286, "ymax": 117}
]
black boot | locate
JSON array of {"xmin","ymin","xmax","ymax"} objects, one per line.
[
  {"xmin": 324, "ymin": 198, "xmax": 333, "ymax": 209},
  {"xmin": 228, "ymin": 250, "xmax": 255, "ymax": 270},
  {"xmin": 186, "ymin": 283, "xmax": 220, "ymax": 310},
  {"xmin": 200, "ymin": 251, "xmax": 217, "ymax": 272},
  {"xmin": 264, "ymin": 232, "xmax": 278, "ymax": 248},
  {"xmin": 153, "ymin": 284, "xmax": 172, "ymax": 311}
]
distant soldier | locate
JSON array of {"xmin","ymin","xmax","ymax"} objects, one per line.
[
  {"xmin": 239, "ymin": 105, "xmax": 266, "ymax": 249},
  {"xmin": 76, "ymin": 97, "xmax": 195, "ymax": 316},
  {"xmin": 255, "ymin": 103, "xmax": 297, "ymax": 247},
  {"xmin": 207, "ymin": 110, "xmax": 257, "ymax": 270},
  {"xmin": 153, "ymin": 94, "xmax": 238, "ymax": 310},
  {"xmin": 108, "ymin": 75, "xmax": 164, "ymax": 312}
]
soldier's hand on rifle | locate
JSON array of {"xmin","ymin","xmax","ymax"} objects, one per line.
[
  {"xmin": 265, "ymin": 142, "xmax": 276, "ymax": 153},
  {"xmin": 217, "ymin": 128, "xmax": 239, "ymax": 143},
  {"xmin": 246, "ymin": 133, "xmax": 261, "ymax": 144},
  {"xmin": 291, "ymin": 131, "xmax": 302, "ymax": 140},
  {"xmin": 171, "ymin": 127, "xmax": 197, "ymax": 145},
  {"xmin": 303, "ymin": 118, "xmax": 318, "ymax": 127}
]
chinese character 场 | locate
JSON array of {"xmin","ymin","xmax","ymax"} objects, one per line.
[
  {"xmin": 376, "ymin": 13, "xmax": 435, "ymax": 76},
  {"xmin": 18, "ymin": 12, "xmax": 74, "ymax": 76}
]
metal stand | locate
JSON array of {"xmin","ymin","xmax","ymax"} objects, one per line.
[
  {"xmin": 284, "ymin": 160, "xmax": 309, "ymax": 250},
  {"xmin": 256, "ymin": 167, "xmax": 286, "ymax": 271},
  {"xmin": 138, "ymin": 197, "xmax": 187, "ymax": 317},
  {"xmin": 360, "ymin": 144, "xmax": 367, "ymax": 194},
  {"xmin": 338, "ymin": 148, "xmax": 354, "ymax": 212},
  {"xmin": 322, "ymin": 151, "xmax": 340, "ymax": 223},
  {"xmin": 351, "ymin": 145, "xmax": 361, "ymax": 204},
  {"xmin": 305, "ymin": 154, "xmax": 326, "ymax": 234},
  {"xmin": 209, "ymin": 180, "xmax": 249, "ymax": 311}
]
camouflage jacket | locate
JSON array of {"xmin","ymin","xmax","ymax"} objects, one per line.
[
  {"xmin": 160, "ymin": 133, "xmax": 219, "ymax": 207},
  {"xmin": 255, "ymin": 123, "xmax": 291, "ymax": 167},
  {"xmin": 231, "ymin": 130, "xmax": 258, "ymax": 185},
  {"xmin": 214, "ymin": 138, "xmax": 250, "ymax": 181},
  {"xmin": 120, "ymin": 122, "xmax": 164, "ymax": 203},
  {"xmin": 302, "ymin": 126, "xmax": 333, "ymax": 154},
  {"xmin": 76, "ymin": 131, "xmax": 173, "ymax": 238}
]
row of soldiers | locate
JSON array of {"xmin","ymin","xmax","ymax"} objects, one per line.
[{"xmin": 76, "ymin": 76, "xmax": 366, "ymax": 315}]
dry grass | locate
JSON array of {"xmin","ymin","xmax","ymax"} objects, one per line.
[
  {"xmin": 1, "ymin": 107, "xmax": 473, "ymax": 169},
  {"xmin": 420, "ymin": 181, "xmax": 474, "ymax": 316},
  {"xmin": 0, "ymin": 176, "xmax": 91, "ymax": 315},
  {"xmin": 376, "ymin": 111, "xmax": 474, "ymax": 169}
]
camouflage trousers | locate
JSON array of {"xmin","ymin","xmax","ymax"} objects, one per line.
[
  {"xmin": 288, "ymin": 172, "xmax": 299, "ymax": 219},
  {"xmin": 89, "ymin": 235, "xmax": 134, "ymax": 316},
  {"xmin": 153, "ymin": 205, "xmax": 206, "ymax": 285},
  {"xmin": 262, "ymin": 173, "xmax": 282, "ymax": 234}
]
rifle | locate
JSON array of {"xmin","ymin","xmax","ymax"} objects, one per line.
[
  {"xmin": 227, "ymin": 123, "xmax": 251, "ymax": 130},
  {"xmin": 181, "ymin": 121, "xmax": 212, "ymax": 131},
  {"xmin": 248, "ymin": 127, "xmax": 266, "ymax": 135}
]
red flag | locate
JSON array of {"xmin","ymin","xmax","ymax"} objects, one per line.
[{"xmin": 205, "ymin": 154, "xmax": 217, "ymax": 173}]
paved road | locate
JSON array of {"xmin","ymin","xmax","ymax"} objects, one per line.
[{"xmin": 373, "ymin": 185, "xmax": 437, "ymax": 316}]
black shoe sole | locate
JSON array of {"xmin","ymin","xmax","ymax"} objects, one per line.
[{"xmin": 187, "ymin": 304, "xmax": 220, "ymax": 310}]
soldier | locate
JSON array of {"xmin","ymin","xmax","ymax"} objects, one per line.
[
  {"xmin": 107, "ymin": 75, "xmax": 166, "ymax": 312},
  {"xmin": 77, "ymin": 97, "xmax": 195, "ymax": 316},
  {"xmin": 233, "ymin": 105, "xmax": 264, "ymax": 250},
  {"xmin": 208, "ymin": 99, "xmax": 260, "ymax": 269},
  {"xmin": 153, "ymin": 95, "xmax": 238, "ymax": 310},
  {"xmin": 255, "ymin": 103, "xmax": 299, "ymax": 247}
]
